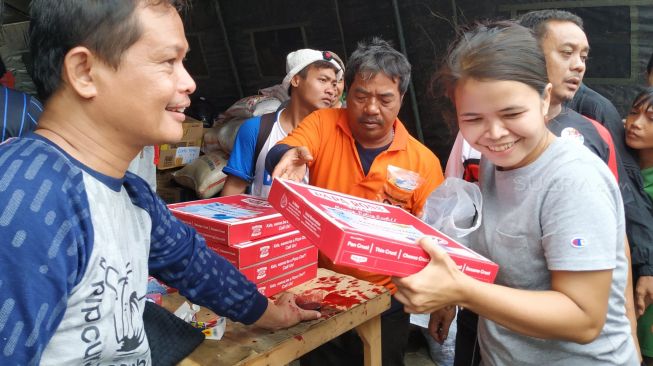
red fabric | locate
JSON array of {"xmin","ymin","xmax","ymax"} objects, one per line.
[
  {"xmin": 0, "ymin": 72, "xmax": 16, "ymax": 89},
  {"xmin": 584, "ymin": 116, "xmax": 619, "ymax": 181}
]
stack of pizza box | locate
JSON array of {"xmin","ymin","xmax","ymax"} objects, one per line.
[{"xmin": 168, "ymin": 194, "xmax": 318, "ymax": 297}]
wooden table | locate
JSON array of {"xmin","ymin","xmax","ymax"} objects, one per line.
[{"xmin": 164, "ymin": 268, "xmax": 391, "ymax": 366}]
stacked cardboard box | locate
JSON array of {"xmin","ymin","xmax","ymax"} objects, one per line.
[
  {"xmin": 155, "ymin": 117, "xmax": 204, "ymax": 170},
  {"xmin": 268, "ymin": 178, "xmax": 498, "ymax": 283},
  {"xmin": 168, "ymin": 194, "xmax": 318, "ymax": 297}
]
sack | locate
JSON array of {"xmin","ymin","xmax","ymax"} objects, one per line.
[
  {"xmin": 173, "ymin": 152, "xmax": 229, "ymax": 198},
  {"xmin": 202, "ymin": 126, "xmax": 222, "ymax": 154},
  {"xmin": 422, "ymin": 177, "xmax": 482, "ymax": 239},
  {"xmin": 222, "ymin": 95, "xmax": 281, "ymax": 120},
  {"xmin": 217, "ymin": 118, "xmax": 245, "ymax": 153}
]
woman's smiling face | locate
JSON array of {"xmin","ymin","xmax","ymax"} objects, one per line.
[{"xmin": 455, "ymin": 78, "xmax": 552, "ymax": 170}]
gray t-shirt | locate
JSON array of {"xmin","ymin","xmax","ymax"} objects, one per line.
[{"xmin": 470, "ymin": 138, "xmax": 638, "ymax": 365}]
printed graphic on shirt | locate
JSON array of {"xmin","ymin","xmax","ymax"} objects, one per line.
[
  {"xmin": 82, "ymin": 258, "xmax": 147, "ymax": 362},
  {"xmin": 570, "ymin": 237, "xmax": 588, "ymax": 249}
]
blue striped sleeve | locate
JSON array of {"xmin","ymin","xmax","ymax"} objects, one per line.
[
  {"xmin": 222, "ymin": 116, "xmax": 261, "ymax": 183},
  {"xmin": 0, "ymin": 138, "xmax": 92, "ymax": 364},
  {"xmin": 124, "ymin": 176, "xmax": 268, "ymax": 324}
]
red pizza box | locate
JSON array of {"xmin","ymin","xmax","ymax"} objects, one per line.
[
  {"xmin": 257, "ymin": 262, "xmax": 318, "ymax": 297},
  {"xmin": 209, "ymin": 230, "xmax": 314, "ymax": 268},
  {"xmin": 268, "ymin": 178, "xmax": 498, "ymax": 283},
  {"xmin": 168, "ymin": 194, "xmax": 293, "ymax": 245},
  {"xmin": 238, "ymin": 246, "xmax": 318, "ymax": 284}
]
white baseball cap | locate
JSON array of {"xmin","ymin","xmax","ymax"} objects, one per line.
[{"xmin": 281, "ymin": 49, "xmax": 344, "ymax": 90}]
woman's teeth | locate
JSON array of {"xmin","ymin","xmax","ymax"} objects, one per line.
[{"xmin": 487, "ymin": 141, "xmax": 515, "ymax": 152}]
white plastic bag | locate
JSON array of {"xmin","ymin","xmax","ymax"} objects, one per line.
[{"xmin": 422, "ymin": 177, "xmax": 482, "ymax": 239}]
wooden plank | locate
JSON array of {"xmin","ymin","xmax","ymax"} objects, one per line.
[
  {"xmin": 166, "ymin": 268, "xmax": 390, "ymax": 366},
  {"xmin": 357, "ymin": 315, "xmax": 382, "ymax": 366}
]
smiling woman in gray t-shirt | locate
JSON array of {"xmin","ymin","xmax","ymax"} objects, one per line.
[{"xmin": 393, "ymin": 21, "xmax": 638, "ymax": 365}]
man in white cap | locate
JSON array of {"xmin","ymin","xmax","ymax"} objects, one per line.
[{"xmin": 221, "ymin": 49, "xmax": 341, "ymax": 197}]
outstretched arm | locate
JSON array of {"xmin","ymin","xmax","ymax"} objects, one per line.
[
  {"xmin": 254, "ymin": 293, "xmax": 321, "ymax": 330},
  {"xmin": 268, "ymin": 145, "xmax": 313, "ymax": 182},
  {"xmin": 394, "ymin": 237, "xmax": 612, "ymax": 344}
]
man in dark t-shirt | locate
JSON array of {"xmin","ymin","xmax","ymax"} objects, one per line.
[{"xmin": 568, "ymin": 79, "xmax": 653, "ymax": 317}]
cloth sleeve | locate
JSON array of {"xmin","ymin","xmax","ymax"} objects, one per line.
[
  {"xmin": 276, "ymin": 110, "xmax": 325, "ymax": 165},
  {"xmin": 540, "ymin": 163, "xmax": 622, "ymax": 271},
  {"xmin": 265, "ymin": 143, "xmax": 292, "ymax": 174},
  {"xmin": 131, "ymin": 182, "xmax": 268, "ymax": 325},
  {"xmin": 265, "ymin": 110, "xmax": 324, "ymax": 174},
  {"xmin": 0, "ymin": 140, "xmax": 92, "ymax": 364},
  {"xmin": 222, "ymin": 116, "xmax": 261, "ymax": 183}
]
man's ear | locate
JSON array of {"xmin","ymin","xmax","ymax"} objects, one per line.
[
  {"xmin": 61, "ymin": 46, "xmax": 99, "ymax": 99},
  {"xmin": 542, "ymin": 83, "xmax": 553, "ymax": 117},
  {"xmin": 290, "ymin": 74, "xmax": 302, "ymax": 88}
]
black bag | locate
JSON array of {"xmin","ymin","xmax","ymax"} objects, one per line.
[
  {"xmin": 143, "ymin": 301, "xmax": 205, "ymax": 365},
  {"xmin": 252, "ymin": 112, "xmax": 278, "ymax": 170}
]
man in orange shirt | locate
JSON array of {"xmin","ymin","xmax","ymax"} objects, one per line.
[{"xmin": 267, "ymin": 37, "xmax": 444, "ymax": 366}]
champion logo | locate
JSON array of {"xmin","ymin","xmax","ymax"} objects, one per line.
[{"xmin": 570, "ymin": 238, "xmax": 587, "ymax": 248}]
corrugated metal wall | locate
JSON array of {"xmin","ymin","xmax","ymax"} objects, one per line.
[{"xmin": 3, "ymin": 0, "xmax": 650, "ymax": 163}]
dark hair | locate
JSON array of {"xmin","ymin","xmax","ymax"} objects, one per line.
[
  {"xmin": 345, "ymin": 37, "xmax": 411, "ymax": 95},
  {"xmin": 647, "ymin": 52, "xmax": 653, "ymax": 77},
  {"xmin": 630, "ymin": 87, "xmax": 653, "ymax": 113},
  {"xmin": 29, "ymin": 0, "xmax": 188, "ymax": 101},
  {"xmin": 518, "ymin": 9, "xmax": 583, "ymax": 42},
  {"xmin": 435, "ymin": 21, "xmax": 548, "ymax": 105}
]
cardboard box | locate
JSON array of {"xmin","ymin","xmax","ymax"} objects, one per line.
[
  {"xmin": 156, "ymin": 117, "xmax": 204, "ymax": 170},
  {"xmin": 238, "ymin": 246, "xmax": 318, "ymax": 284},
  {"xmin": 168, "ymin": 194, "xmax": 293, "ymax": 246},
  {"xmin": 268, "ymin": 179, "xmax": 498, "ymax": 283},
  {"xmin": 256, "ymin": 263, "xmax": 318, "ymax": 297},
  {"xmin": 209, "ymin": 230, "xmax": 313, "ymax": 267}
]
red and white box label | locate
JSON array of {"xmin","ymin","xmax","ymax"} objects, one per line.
[
  {"xmin": 208, "ymin": 230, "xmax": 313, "ymax": 268},
  {"xmin": 238, "ymin": 246, "xmax": 318, "ymax": 284},
  {"xmin": 268, "ymin": 179, "xmax": 498, "ymax": 283},
  {"xmin": 168, "ymin": 194, "xmax": 293, "ymax": 246},
  {"xmin": 257, "ymin": 263, "xmax": 318, "ymax": 298}
]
